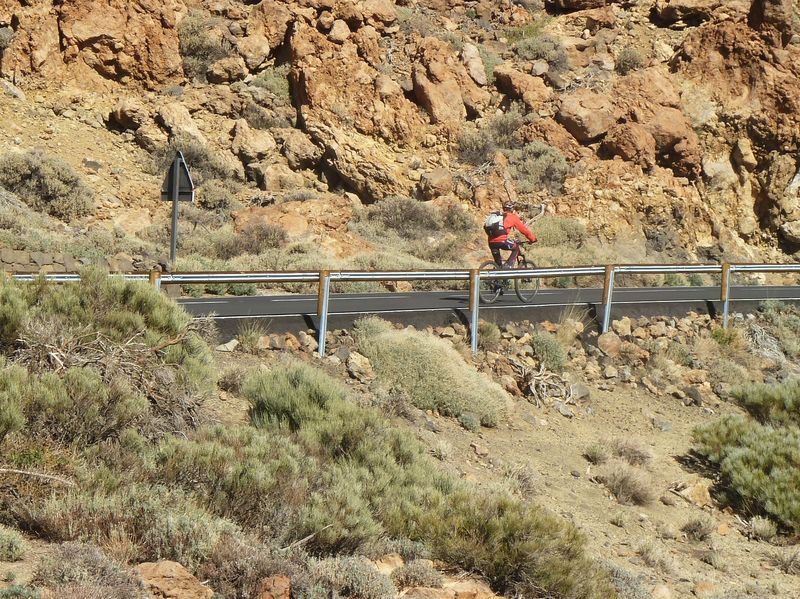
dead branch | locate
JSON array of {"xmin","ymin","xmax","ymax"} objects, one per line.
[
  {"xmin": 0, "ymin": 468, "xmax": 76, "ymax": 487},
  {"xmin": 509, "ymin": 359, "xmax": 573, "ymax": 408}
]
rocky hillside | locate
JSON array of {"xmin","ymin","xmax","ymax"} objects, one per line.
[{"xmin": 0, "ymin": 0, "xmax": 799, "ymax": 272}]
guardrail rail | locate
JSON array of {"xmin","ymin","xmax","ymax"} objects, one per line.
[{"xmin": 8, "ymin": 262, "xmax": 800, "ymax": 356}]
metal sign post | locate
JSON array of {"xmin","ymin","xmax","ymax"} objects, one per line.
[{"xmin": 160, "ymin": 151, "xmax": 195, "ymax": 267}]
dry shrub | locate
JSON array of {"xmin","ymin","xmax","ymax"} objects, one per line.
[
  {"xmin": 391, "ymin": 560, "xmax": 443, "ymax": 589},
  {"xmin": 18, "ymin": 485, "xmax": 237, "ymax": 568},
  {"xmin": 749, "ymin": 516, "xmax": 777, "ymax": 542},
  {"xmin": 635, "ymin": 540, "xmax": 674, "ymax": 574},
  {"xmin": 681, "ymin": 515, "xmax": 715, "ymax": 541},
  {"xmin": 312, "ymin": 557, "xmax": 396, "ymax": 599},
  {"xmin": 768, "ymin": 548, "xmax": 800, "ymax": 575},
  {"xmin": 0, "ymin": 150, "xmax": 93, "ymax": 221},
  {"xmin": 33, "ymin": 542, "xmax": 145, "ymax": 599},
  {"xmin": 178, "ymin": 11, "xmax": 233, "ymax": 80},
  {"xmin": 610, "ymin": 438, "xmax": 652, "ymax": 467},
  {"xmin": 584, "ymin": 443, "xmax": 610, "ymax": 465},
  {"xmin": 599, "ymin": 463, "xmax": 655, "ymax": 505}
]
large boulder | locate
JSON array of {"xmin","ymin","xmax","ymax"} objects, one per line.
[
  {"xmin": 110, "ymin": 97, "xmax": 150, "ymax": 131},
  {"xmin": 748, "ymin": 0, "xmax": 794, "ymax": 46},
  {"xmin": 654, "ymin": 0, "xmax": 721, "ymax": 24},
  {"xmin": 412, "ymin": 37, "xmax": 490, "ymax": 124},
  {"xmin": 279, "ymin": 128, "xmax": 324, "ymax": 170},
  {"xmin": 645, "ymin": 107, "xmax": 702, "ymax": 178},
  {"xmin": 305, "ymin": 123, "xmax": 413, "ymax": 200},
  {"xmin": 556, "ymin": 89, "xmax": 616, "ymax": 143},
  {"xmin": 156, "ymin": 102, "xmax": 206, "ymax": 143},
  {"xmin": 206, "ymin": 55, "xmax": 247, "ymax": 84},
  {"xmin": 461, "ymin": 43, "xmax": 487, "ymax": 87},
  {"xmin": 231, "ymin": 119, "xmax": 277, "ymax": 164},
  {"xmin": 493, "ymin": 65, "xmax": 551, "ymax": 109},
  {"xmin": 601, "ymin": 122, "xmax": 657, "ymax": 169}
]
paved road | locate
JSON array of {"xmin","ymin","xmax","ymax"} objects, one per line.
[{"xmin": 179, "ymin": 285, "xmax": 800, "ymax": 336}]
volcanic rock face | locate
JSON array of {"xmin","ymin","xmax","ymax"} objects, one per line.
[{"xmin": 1, "ymin": 0, "xmax": 185, "ymax": 87}]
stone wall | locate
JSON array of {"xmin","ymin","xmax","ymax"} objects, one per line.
[{"xmin": 0, "ymin": 249, "xmax": 143, "ymax": 274}]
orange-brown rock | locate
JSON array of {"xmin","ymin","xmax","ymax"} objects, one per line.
[
  {"xmin": 1, "ymin": 0, "xmax": 185, "ymax": 88},
  {"xmin": 556, "ymin": 88, "xmax": 616, "ymax": 143},
  {"xmin": 748, "ymin": 0, "xmax": 794, "ymax": 46},
  {"xmin": 133, "ymin": 561, "xmax": 214, "ymax": 599},
  {"xmin": 255, "ymin": 575, "xmax": 291, "ymax": 599},
  {"xmin": 290, "ymin": 22, "xmax": 424, "ymax": 143},
  {"xmin": 601, "ymin": 122, "xmax": 657, "ymax": 169},
  {"xmin": 413, "ymin": 37, "xmax": 490, "ymax": 124},
  {"xmin": 492, "ymin": 64, "xmax": 551, "ymax": 109}
]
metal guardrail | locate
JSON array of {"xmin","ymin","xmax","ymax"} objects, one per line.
[{"xmin": 8, "ymin": 262, "xmax": 800, "ymax": 356}]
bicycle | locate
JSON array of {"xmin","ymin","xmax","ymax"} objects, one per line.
[
  {"xmin": 478, "ymin": 202, "xmax": 545, "ymax": 305},
  {"xmin": 478, "ymin": 240, "xmax": 541, "ymax": 304}
]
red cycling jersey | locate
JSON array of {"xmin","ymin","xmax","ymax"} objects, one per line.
[{"xmin": 488, "ymin": 212, "xmax": 536, "ymax": 244}]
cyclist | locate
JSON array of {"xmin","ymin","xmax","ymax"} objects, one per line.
[{"xmin": 485, "ymin": 201, "xmax": 537, "ymax": 269}]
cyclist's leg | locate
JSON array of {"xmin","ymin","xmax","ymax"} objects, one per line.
[
  {"xmin": 503, "ymin": 241, "xmax": 520, "ymax": 269},
  {"xmin": 489, "ymin": 243, "xmax": 503, "ymax": 268}
]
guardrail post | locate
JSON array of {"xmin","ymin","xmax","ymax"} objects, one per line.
[
  {"xmin": 601, "ymin": 264, "xmax": 615, "ymax": 333},
  {"xmin": 317, "ymin": 270, "xmax": 331, "ymax": 357},
  {"xmin": 148, "ymin": 269, "xmax": 162, "ymax": 292},
  {"xmin": 469, "ymin": 269, "xmax": 480, "ymax": 354},
  {"xmin": 721, "ymin": 262, "xmax": 731, "ymax": 328}
]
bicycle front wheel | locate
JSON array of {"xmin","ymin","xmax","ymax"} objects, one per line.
[
  {"xmin": 478, "ymin": 260, "xmax": 503, "ymax": 304},
  {"xmin": 514, "ymin": 259, "xmax": 541, "ymax": 303}
]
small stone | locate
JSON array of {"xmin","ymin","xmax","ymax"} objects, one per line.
[
  {"xmin": 555, "ymin": 401, "xmax": 574, "ymax": 418},
  {"xmin": 611, "ymin": 317, "xmax": 632, "ymax": 337},
  {"xmin": 651, "ymin": 417, "xmax": 672, "ymax": 432},
  {"xmin": 597, "ymin": 331, "xmax": 622, "ymax": 357},
  {"xmin": 215, "ymin": 339, "xmax": 239, "ymax": 352},
  {"xmin": 471, "ymin": 442, "xmax": 489, "ymax": 458},
  {"xmin": 603, "ymin": 365, "xmax": 618, "ymax": 379},
  {"xmin": 570, "ymin": 469, "xmax": 581, "ymax": 478},
  {"xmin": 660, "ymin": 494, "xmax": 678, "ymax": 506},
  {"xmin": 571, "ymin": 383, "xmax": 591, "ymax": 401}
]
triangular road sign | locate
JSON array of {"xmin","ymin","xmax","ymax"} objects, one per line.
[{"xmin": 160, "ymin": 151, "xmax": 195, "ymax": 202}]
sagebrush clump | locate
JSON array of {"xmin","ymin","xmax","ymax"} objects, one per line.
[
  {"xmin": 0, "ymin": 150, "xmax": 93, "ymax": 221},
  {"xmin": 353, "ymin": 317, "xmax": 508, "ymax": 426}
]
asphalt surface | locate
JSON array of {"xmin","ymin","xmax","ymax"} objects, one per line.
[{"xmin": 179, "ymin": 285, "xmax": 800, "ymax": 336}]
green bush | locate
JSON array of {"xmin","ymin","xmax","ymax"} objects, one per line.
[
  {"xmin": 0, "ymin": 27, "xmax": 13, "ymax": 51},
  {"xmin": 731, "ymin": 380, "xmax": 800, "ymax": 426},
  {"xmin": 418, "ymin": 489, "xmax": 615, "ymax": 597},
  {"xmin": 33, "ymin": 542, "xmax": 144, "ymax": 599},
  {"xmin": 0, "ymin": 525, "xmax": 25, "ymax": 561},
  {"xmin": 514, "ymin": 34, "xmax": 568, "ymax": 73},
  {"xmin": 458, "ymin": 108, "xmax": 525, "ymax": 165},
  {"xmin": 599, "ymin": 463, "xmax": 654, "ymax": 506},
  {"xmin": 178, "ymin": 11, "xmax": 233, "ymax": 80},
  {"xmin": 531, "ymin": 332, "xmax": 566, "ymax": 372},
  {"xmin": 252, "ymin": 65, "xmax": 291, "ymax": 103},
  {"xmin": 532, "ymin": 217, "xmax": 587, "ymax": 248},
  {"xmin": 353, "ymin": 317, "xmax": 509, "ymax": 427},
  {"xmin": 478, "ymin": 46, "xmax": 503, "ymax": 83},
  {"xmin": 0, "ymin": 150, "xmax": 93, "ymax": 221},
  {"xmin": 0, "ymin": 269, "xmax": 215, "ymax": 441},
  {"xmin": 0, "ymin": 587, "xmax": 39, "ymax": 599},
  {"xmin": 0, "ymin": 279, "xmax": 27, "ymax": 349},
  {"xmin": 759, "ymin": 301, "xmax": 800, "ymax": 358},
  {"xmin": 693, "ymin": 414, "xmax": 800, "ymax": 531},
  {"xmin": 507, "ymin": 141, "xmax": 570, "ymax": 195},
  {"xmin": 358, "ymin": 196, "xmax": 439, "ymax": 240},
  {"xmin": 458, "ymin": 412, "xmax": 481, "ymax": 432}
]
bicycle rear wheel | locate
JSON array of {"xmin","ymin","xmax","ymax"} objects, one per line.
[
  {"xmin": 514, "ymin": 259, "xmax": 541, "ymax": 303},
  {"xmin": 478, "ymin": 260, "xmax": 504, "ymax": 304}
]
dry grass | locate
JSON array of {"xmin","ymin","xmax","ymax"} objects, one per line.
[
  {"xmin": 635, "ymin": 540, "xmax": 674, "ymax": 574},
  {"xmin": 681, "ymin": 515, "xmax": 715, "ymax": 542},
  {"xmin": 599, "ymin": 462, "xmax": 655, "ymax": 505},
  {"xmin": 610, "ymin": 438, "xmax": 652, "ymax": 467},
  {"xmin": 584, "ymin": 443, "xmax": 610, "ymax": 465},
  {"xmin": 768, "ymin": 548, "xmax": 800, "ymax": 575},
  {"xmin": 749, "ymin": 516, "xmax": 777, "ymax": 542}
]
